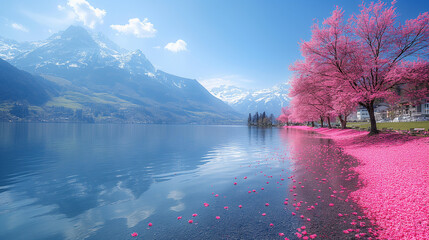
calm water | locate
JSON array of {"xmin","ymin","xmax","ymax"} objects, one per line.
[{"xmin": 0, "ymin": 123, "xmax": 372, "ymax": 239}]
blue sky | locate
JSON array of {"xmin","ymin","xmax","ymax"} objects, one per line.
[{"xmin": 1, "ymin": 0, "xmax": 428, "ymax": 90}]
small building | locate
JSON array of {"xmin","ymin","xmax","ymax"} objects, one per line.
[{"xmin": 356, "ymin": 107, "xmax": 369, "ymax": 121}]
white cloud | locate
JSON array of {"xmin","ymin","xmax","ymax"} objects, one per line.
[
  {"xmin": 11, "ymin": 23, "xmax": 28, "ymax": 32},
  {"xmin": 57, "ymin": 4, "xmax": 65, "ymax": 11},
  {"xmin": 110, "ymin": 18, "xmax": 156, "ymax": 38},
  {"xmin": 67, "ymin": 0, "xmax": 106, "ymax": 29},
  {"xmin": 164, "ymin": 39, "xmax": 187, "ymax": 52}
]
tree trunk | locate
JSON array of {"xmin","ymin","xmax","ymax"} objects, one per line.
[
  {"xmin": 338, "ymin": 115, "xmax": 347, "ymax": 129},
  {"xmin": 311, "ymin": 121, "xmax": 315, "ymax": 127},
  {"xmin": 364, "ymin": 101, "xmax": 379, "ymax": 135},
  {"xmin": 327, "ymin": 117, "xmax": 332, "ymax": 128},
  {"xmin": 320, "ymin": 116, "xmax": 324, "ymax": 128}
]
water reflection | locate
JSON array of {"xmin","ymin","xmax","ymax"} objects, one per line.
[
  {"xmin": 280, "ymin": 128, "xmax": 372, "ymax": 239},
  {"xmin": 0, "ymin": 124, "xmax": 372, "ymax": 239},
  {"xmin": 1, "ymin": 124, "xmax": 282, "ymax": 239}
]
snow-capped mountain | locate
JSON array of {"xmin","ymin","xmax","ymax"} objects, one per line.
[
  {"xmin": 0, "ymin": 26, "xmax": 241, "ymax": 124},
  {"xmin": 0, "ymin": 36, "xmax": 42, "ymax": 60},
  {"xmin": 210, "ymin": 83, "xmax": 290, "ymax": 116},
  {"xmin": 0, "ymin": 26, "xmax": 155, "ymax": 78}
]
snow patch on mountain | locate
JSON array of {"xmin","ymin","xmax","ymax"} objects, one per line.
[
  {"xmin": 1, "ymin": 26, "xmax": 155, "ymax": 77},
  {"xmin": 210, "ymin": 83, "xmax": 290, "ymax": 116}
]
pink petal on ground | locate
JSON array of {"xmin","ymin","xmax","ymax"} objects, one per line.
[
  {"xmin": 261, "ymin": 187, "xmax": 265, "ymax": 190},
  {"xmin": 234, "ymin": 182, "xmax": 237, "ymax": 185},
  {"xmin": 148, "ymin": 222, "xmax": 152, "ymax": 227},
  {"xmin": 216, "ymin": 216, "xmax": 220, "ymax": 219},
  {"xmin": 214, "ymin": 194, "xmax": 219, "ymax": 197},
  {"xmin": 131, "ymin": 232, "xmax": 138, "ymax": 237},
  {"xmin": 265, "ymin": 203, "xmax": 269, "ymax": 206},
  {"xmin": 270, "ymin": 223, "xmax": 274, "ymax": 227},
  {"xmin": 188, "ymin": 220, "xmax": 193, "ymax": 224},
  {"xmin": 279, "ymin": 233, "xmax": 285, "ymax": 236},
  {"xmin": 192, "ymin": 213, "xmax": 197, "ymax": 217},
  {"xmin": 244, "ymin": 176, "xmax": 247, "ymax": 179},
  {"xmin": 177, "ymin": 216, "xmax": 182, "ymax": 220},
  {"xmin": 203, "ymin": 203, "xmax": 209, "ymax": 207},
  {"xmin": 262, "ymin": 213, "xmax": 266, "ymax": 216},
  {"xmin": 224, "ymin": 206, "xmax": 229, "ymax": 210},
  {"xmin": 329, "ymin": 203, "xmax": 334, "ymax": 206},
  {"xmin": 238, "ymin": 205, "xmax": 243, "ymax": 208}
]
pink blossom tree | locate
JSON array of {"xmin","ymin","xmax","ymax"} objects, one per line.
[
  {"xmin": 294, "ymin": 1, "xmax": 429, "ymax": 135},
  {"xmin": 290, "ymin": 57, "xmax": 357, "ymax": 129},
  {"xmin": 289, "ymin": 96, "xmax": 320, "ymax": 127},
  {"xmin": 288, "ymin": 71, "xmax": 338, "ymax": 128},
  {"xmin": 277, "ymin": 106, "xmax": 291, "ymax": 125}
]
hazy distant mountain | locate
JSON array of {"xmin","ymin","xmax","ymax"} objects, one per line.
[
  {"xmin": 0, "ymin": 26, "xmax": 242, "ymax": 124},
  {"xmin": 0, "ymin": 36, "xmax": 42, "ymax": 61},
  {"xmin": 0, "ymin": 58, "xmax": 54, "ymax": 105},
  {"xmin": 210, "ymin": 83, "xmax": 290, "ymax": 116}
]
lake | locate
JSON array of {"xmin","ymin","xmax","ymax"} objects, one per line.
[{"xmin": 0, "ymin": 123, "xmax": 372, "ymax": 239}]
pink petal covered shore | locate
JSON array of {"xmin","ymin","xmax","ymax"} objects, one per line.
[{"xmin": 286, "ymin": 126, "xmax": 429, "ymax": 239}]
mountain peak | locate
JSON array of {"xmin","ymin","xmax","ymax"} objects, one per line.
[
  {"xmin": 210, "ymin": 84, "xmax": 290, "ymax": 116},
  {"xmin": 9, "ymin": 25, "xmax": 155, "ymax": 74},
  {"xmin": 63, "ymin": 25, "xmax": 90, "ymax": 36},
  {"xmin": 131, "ymin": 49, "xmax": 143, "ymax": 55}
]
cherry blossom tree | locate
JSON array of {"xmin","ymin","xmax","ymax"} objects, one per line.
[
  {"xmin": 290, "ymin": 57, "xmax": 357, "ymax": 129},
  {"xmin": 277, "ymin": 106, "xmax": 291, "ymax": 125},
  {"xmin": 294, "ymin": 1, "xmax": 429, "ymax": 135}
]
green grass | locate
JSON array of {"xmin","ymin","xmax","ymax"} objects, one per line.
[
  {"xmin": 45, "ymin": 96, "xmax": 83, "ymax": 109},
  {"xmin": 347, "ymin": 121, "xmax": 429, "ymax": 130},
  {"xmin": 45, "ymin": 91, "xmax": 136, "ymax": 110}
]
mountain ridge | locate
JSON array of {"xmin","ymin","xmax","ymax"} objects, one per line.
[
  {"xmin": 210, "ymin": 83, "xmax": 290, "ymax": 116},
  {"xmin": 0, "ymin": 26, "xmax": 243, "ymax": 124}
]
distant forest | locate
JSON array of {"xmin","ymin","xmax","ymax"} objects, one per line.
[{"xmin": 247, "ymin": 112, "xmax": 277, "ymax": 127}]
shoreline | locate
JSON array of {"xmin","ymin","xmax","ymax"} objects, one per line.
[{"xmin": 284, "ymin": 126, "xmax": 429, "ymax": 239}]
